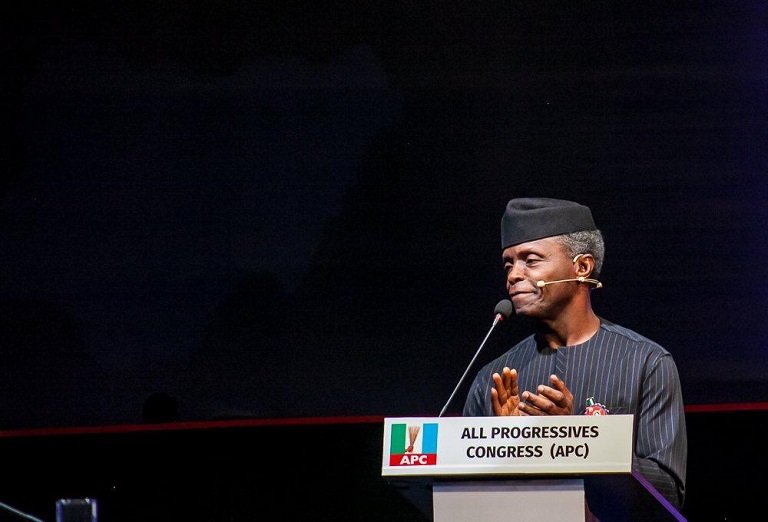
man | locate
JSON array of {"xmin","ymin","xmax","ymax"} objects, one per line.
[{"xmin": 463, "ymin": 197, "xmax": 687, "ymax": 511}]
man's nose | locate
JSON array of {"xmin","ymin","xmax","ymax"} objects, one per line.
[{"xmin": 506, "ymin": 262, "xmax": 525, "ymax": 283}]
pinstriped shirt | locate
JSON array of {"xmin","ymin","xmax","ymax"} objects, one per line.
[{"xmin": 463, "ymin": 318, "xmax": 687, "ymax": 510}]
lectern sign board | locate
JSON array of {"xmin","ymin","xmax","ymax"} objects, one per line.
[
  {"xmin": 381, "ymin": 416, "xmax": 686, "ymax": 522},
  {"xmin": 382, "ymin": 415, "xmax": 633, "ymax": 477}
]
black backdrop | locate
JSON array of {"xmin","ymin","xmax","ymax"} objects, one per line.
[{"xmin": 1, "ymin": 2, "xmax": 767, "ymax": 429}]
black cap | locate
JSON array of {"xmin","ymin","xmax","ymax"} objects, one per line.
[{"xmin": 501, "ymin": 197, "xmax": 596, "ymax": 250}]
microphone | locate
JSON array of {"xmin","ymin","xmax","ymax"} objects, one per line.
[
  {"xmin": 438, "ymin": 299, "xmax": 513, "ymax": 417},
  {"xmin": 536, "ymin": 276, "xmax": 603, "ymax": 289}
]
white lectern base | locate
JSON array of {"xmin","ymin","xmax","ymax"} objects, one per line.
[{"xmin": 433, "ymin": 479, "xmax": 586, "ymax": 522}]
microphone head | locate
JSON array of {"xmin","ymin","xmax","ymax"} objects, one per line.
[
  {"xmin": 494, "ymin": 299, "xmax": 513, "ymax": 320},
  {"xmin": 536, "ymin": 280, "xmax": 546, "ymax": 288}
]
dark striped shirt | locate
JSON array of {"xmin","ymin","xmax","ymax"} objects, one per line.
[{"xmin": 463, "ymin": 318, "xmax": 687, "ymax": 510}]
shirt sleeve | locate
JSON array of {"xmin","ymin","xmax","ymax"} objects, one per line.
[
  {"xmin": 463, "ymin": 368, "xmax": 491, "ymax": 416},
  {"xmin": 632, "ymin": 351, "xmax": 688, "ymax": 510}
]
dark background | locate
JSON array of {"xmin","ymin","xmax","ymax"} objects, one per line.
[{"xmin": 1, "ymin": 1, "xmax": 767, "ymax": 430}]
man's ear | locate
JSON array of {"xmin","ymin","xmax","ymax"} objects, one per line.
[{"xmin": 573, "ymin": 253, "xmax": 596, "ymax": 277}]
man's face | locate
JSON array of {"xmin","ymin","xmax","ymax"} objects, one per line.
[{"xmin": 502, "ymin": 237, "xmax": 576, "ymax": 318}]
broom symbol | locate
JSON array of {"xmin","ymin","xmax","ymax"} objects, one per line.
[{"xmin": 405, "ymin": 425, "xmax": 420, "ymax": 453}]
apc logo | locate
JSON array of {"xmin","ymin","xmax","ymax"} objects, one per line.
[{"xmin": 389, "ymin": 423, "xmax": 438, "ymax": 466}]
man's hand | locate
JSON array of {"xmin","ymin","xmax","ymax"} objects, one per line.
[
  {"xmin": 490, "ymin": 367, "xmax": 523, "ymax": 416},
  {"xmin": 518, "ymin": 374, "xmax": 574, "ymax": 415}
]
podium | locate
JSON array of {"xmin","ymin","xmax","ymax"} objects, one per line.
[{"xmin": 381, "ymin": 415, "xmax": 686, "ymax": 522}]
